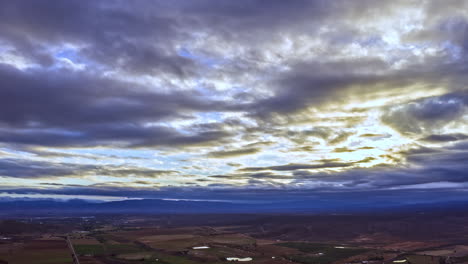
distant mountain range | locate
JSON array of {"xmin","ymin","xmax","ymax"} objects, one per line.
[{"xmin": 1, "ymin": 198, "xmax": 467, "ymax": 216}]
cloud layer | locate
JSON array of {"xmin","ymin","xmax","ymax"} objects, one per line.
[{"xmin": 1, "ymin": 0, "xmax": 468, "ymax": 202}]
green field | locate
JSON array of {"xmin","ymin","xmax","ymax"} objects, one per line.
[
  {"xmin": 278, "ymin": 242, "xmax": 369, "ymax": 264},
  {"xmin": 74, "ymin": 244, "xmax": 106, "ymax": 256},
  {"xmin": 75, "ymin": 243, "xmax": 144, "ymax": 256}
]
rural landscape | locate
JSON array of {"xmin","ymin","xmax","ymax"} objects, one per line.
[
  {"xmin": 2, "ymin": 1, "xmax": 468, "ymax": 264},
  {"xmin": 2, "ymin": 208, "xmax": 468, "ymax": 264}
]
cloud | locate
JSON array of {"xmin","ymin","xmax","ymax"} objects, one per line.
[
  {"xmin": 0, "ymin": 159, "xmax": 88, "ymax": 179},
  {"xmin": 210, "ymin": 171, "xmax": 289, "ymax": 181},
  {"xmin": 0, "ymin": 1, "xmax": 196, "ymax": 76},
  {"xmin": 0, "ymin": 158, "xmax": 179, "ymax": 179},
  {"xmin": 207, "ymin": 147, "xmax": 260, "ymax": 158},
  {"xmin": 0, "ymin": 64, "xmax": 223, "ymax": 127},
  {"xmin": 333, "ymin": 147, "xmax": 355, "ymax": 153},
  {"xmin": 290, "ymin": 142, "xmax": 468, "ymax": 190},
  {"xmin": 0, "ymin": 64, "xmax": 233, "ymax": 148},
  {"xmin": 0, "ymin": 0, "xmax": 468, "ymax": 199},
  {"xmin": 360, "ymin": 134, "xmax": 387, "ymax": 138},
  {"xmin": 422, "ymin": 133, "xmax": 468, "ymax": 142},
  {"xmin": 382, "ymin": 92, "xmax": 468, "ymax": 134},
  {"xmin": 239, "ymin": 160, "xmax": 354, "ymax": 172}
]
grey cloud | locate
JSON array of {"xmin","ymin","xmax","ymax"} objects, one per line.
[
  {"xmin": 0, "ymin": 64, "xmax": 222, "ymax": 128},
  {"xmin": 210, "ymin": 171, "xmax": 290, "ymax": 180},
  {"xmin": 0, "ymin": 124, "xmax": 231, "ymax": 148},
  {"xmin": 1, "ymin": 0, "xmax": 468, "ymax": 197},
  {"xmin": 4, "ymin": 0, "xmax": 450, "ymax": 123},
  {"xmin": 422, "ymin": 133, "xmax": 468, "ymax": 142},
  {"xmin": 406, "ymin": 10, "xmax": 468, "ymax": 57},
  {"xmin": 0, "ymin": 159, "xmax": 90, "ymax": 179},
  {"xmin": 288, "ymin": 146, "xmax": 316, "ymax": 153},
  {"xmin": 382, "ymin": 92, "xmax": 468, "ymax": 134},
  {"xmin": 292, "ymin": 143, "xmax": 468, "ymax": 190},
  {"xmin": 21, "ymin": 148, "xmax": 147, "ymax": 161},
  {"xmin": 0, "ymin": 158, "xmax": 179, "ymax": 179},
  {"xmin": 93, "ymin": 168, "xmax": 179, "ymax": 178},
  {"xmin": 39, "ymin": 183, "xmax": 84, "ymax": 188},
  {"xmin": 207, "ymin": 147, "xmax": 260, "ymax": 158},
  {"xmin": 0, "ymin": 64, "xmax": 232, "ymax": 147},
  {"xmin": 248, "ymin": 58, "xmax": 468, "ymax": 121},
  {"xmin": 227, "ymin": 162, "xmax": 242, "ymax": 167},
  {"xmin": 239, "ymin": 161, "xmax": 353, "ymax": 172},
  {"xmin": 0, "ymin": 0, "xmax": 390, "ymax": 78},
  {"xmin": 275, "ymin": 127, "xmax": 353, "ymax": 145},
  {"xmin": 0, "ymin": 1, "xmax": 195, "ymax": 76},
  {"xmin": 2, "ymin": 0, "xmax": 468, "ymax": 118},
  {"xmin": 246, "ymin": 60, "xmax": 389, "ymax": 118}
]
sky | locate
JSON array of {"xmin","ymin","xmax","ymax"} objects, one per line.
[{"xmin": 0, "ymin": 0, "xmax": 468, "ymax": 203}]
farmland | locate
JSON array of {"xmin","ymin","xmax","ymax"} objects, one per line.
[
  {"xmin": 0, "ymin": 239, "xmax": 73, "ymax": 264},
  {"xmin": 2, "ymin": 213, "xmax": 468, "ymax": 264}
]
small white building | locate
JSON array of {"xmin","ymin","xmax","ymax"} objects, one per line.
[
  {"xmin": 226, "ymin": 257, "xmax": 253, "ymax": 262},
  {"xmin": 192, "ymin": 246, "xmax": 210, "ymax": 249}
]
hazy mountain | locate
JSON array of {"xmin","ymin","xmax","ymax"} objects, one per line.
[{"xmin": 1, "ymin": 198, "xmax": 467, "ymax": 217}]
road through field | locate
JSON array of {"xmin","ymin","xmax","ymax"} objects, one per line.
[{"xmin": 66, "ymin": 236, "xmax": 80, "ymax": 264}]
